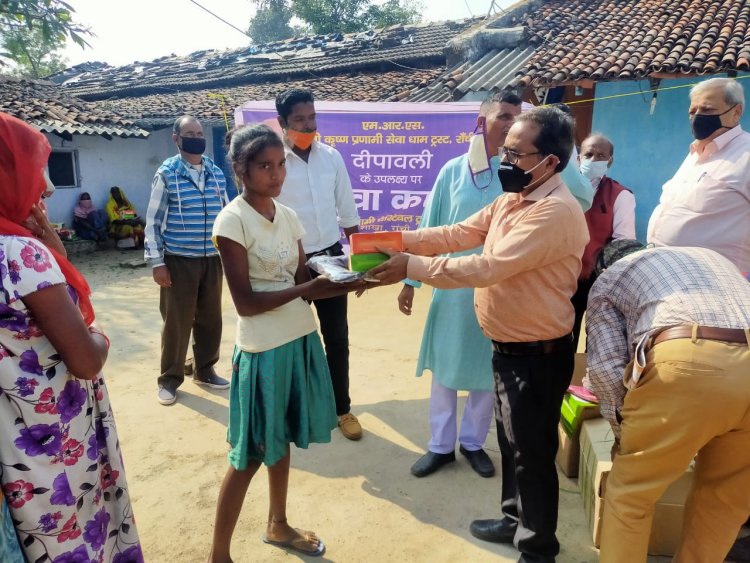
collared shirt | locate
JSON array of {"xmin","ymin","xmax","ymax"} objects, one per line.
[
  {"xmin": 593, "ymin": 177, "xmax": 636, "ymax": 240},
  {"xmin": 144, "ymin": 155, "xmax": 227, "ymax": 267},
  {"xmin": 585, "ymin": 246, "xmax": 750, "ymax": 436},
  {"xmin": 647, "ymin": 126, "xmax": 750, "ymax": 272},
  {"xmin": 404, "ymin": 173, "xmax": 589, "ymax": 343},
  {"xmin": 275, "ymin": 141, "xmax": 360, "ymax": 254}
]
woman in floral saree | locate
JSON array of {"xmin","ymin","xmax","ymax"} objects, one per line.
[{"xmin": 0, "ymin": 113, "xmax": 142, "ymax": 562}]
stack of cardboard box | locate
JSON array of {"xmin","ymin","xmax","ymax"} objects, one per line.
[
  {"xmin": 555, "ymin": 353, "xmax": 600, "ymax": 477},
  {"xmin": 578, "ymin": 418, "xmax": 694, "ymax": 556},
  {"xmin": 558, "ymin": 353, "xmax": 694, "ymax": 557}
]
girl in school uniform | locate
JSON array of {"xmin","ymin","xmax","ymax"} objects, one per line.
[{"xmin": 208, "ymin": 124, "xmax": 363, "ymax": 561}]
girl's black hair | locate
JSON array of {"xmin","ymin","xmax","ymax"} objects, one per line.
[{"xmin": 225, "ymin": 124, "xmax": 284, "ymax": 184}]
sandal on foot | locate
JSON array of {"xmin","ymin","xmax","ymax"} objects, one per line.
[{"xmin": 262, "ymin": 529, "xmax": 325, "ymax": 557}]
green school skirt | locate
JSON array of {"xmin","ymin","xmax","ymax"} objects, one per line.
[{"xmin": 227, "ymin": 332, "xmax": 337, "ymax": 469}]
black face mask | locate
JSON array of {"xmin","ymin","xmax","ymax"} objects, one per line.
[
  {"xmin": 691, "ymin": 105, "xmax": 736, "ymax": 140},
  {"xmin": 180, "ymin": 136, "xmax": 206, "ymax": 155},
  {"xmin": 498, "ymin": 156, "xmax": 549, "ymax": 193}
]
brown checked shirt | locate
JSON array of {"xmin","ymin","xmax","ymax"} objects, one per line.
[{"xmin": 404, "ymin": 173, "xmax": 589, "ymax": 343}]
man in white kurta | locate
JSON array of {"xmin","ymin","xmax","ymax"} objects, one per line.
[{"xmin": 398, "ymin": 93, "xmax": 521, "ymax": 478}]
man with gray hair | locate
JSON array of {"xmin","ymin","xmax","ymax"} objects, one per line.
[
  {"xmin": 648, "ymin": 77, "xmax": 750, "ymax": 274},
  {"xmin": 145, "ymin": 115, "xmax": 231, "ymax": 406},
  {"xmin": 648, "ymin": 77, "xmax": 750, "ymax": 561}
]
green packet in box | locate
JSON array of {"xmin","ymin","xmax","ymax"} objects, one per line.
[{"xmin": 350, "ymin": 252, "xmax": 388, "ymax": 272}]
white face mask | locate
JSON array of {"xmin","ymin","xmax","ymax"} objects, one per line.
[
  {"xmin": 467, "ymin": 117, "xmax": 491, "ymax": 188},
  {"xmin": 579, "ymin": 158, "xmax": 609, "ymax": 187}
]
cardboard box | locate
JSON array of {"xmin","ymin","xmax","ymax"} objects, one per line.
[
  {"xmin": 579, "ymin": 419, "xmax": 694, "ymax": 556},
  {"xmin": 555, "ymin": 354, "xmax": 601, "ymax": 477},
  {"xmin": 571, "ymin": 352, "xmax": 587, "ymax": 386},
  {"xmin": 556, "ymin": 423, "xmax": 579, "ymax": 477}
]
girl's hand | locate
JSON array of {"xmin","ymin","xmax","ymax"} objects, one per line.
[
  {"xmin": 22, "ymin": 204, "xmax": 67, "ymax": 257},
  {"xmin": 300, "ymin": 276, "xmax": 366, "ymax": 301}
]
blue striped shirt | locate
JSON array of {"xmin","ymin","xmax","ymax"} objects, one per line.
[{"xmin": 145, "ymin": 154, "xmax": 229, "ymax": 266}]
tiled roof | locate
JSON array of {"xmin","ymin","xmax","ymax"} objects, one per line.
[
  {"xmin": 54, "ymin": 19, "xmax": 480, "ymax": 101},
  {"xmin": 512, "ymin": 0, "xmax": 750, "ymax": 87},
  {"xmin": 0, "ymin": 76, "xmax": 148, "ymax": 138},
  {"xmin": 98, "ymin": 68, "xmax": 444, "ymax": 128}
]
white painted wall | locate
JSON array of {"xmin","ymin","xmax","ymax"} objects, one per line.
[{"xmin": 44, "ymin": 129, "xmax": 219, "ymax": 226}]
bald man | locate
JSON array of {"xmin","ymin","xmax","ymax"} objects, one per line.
[{"xmin": 571, "ymin": 133, "xmax": 635, "ymax": 350}]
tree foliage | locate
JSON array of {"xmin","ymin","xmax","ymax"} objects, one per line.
[
  {"xmin": 3, "ymin": 25, "xmax": 68, "ymax": 78},
  {"xmin": 0, "ymin": 1, "xmax": 92, "ymax": 48},
  {"xmin": 247, "ymin": 3, "xmax": 295, "ymax": 44},
  {"xmin": 0, "ymin": 1, "xmax": 92, "ymax": 74},
  {"xmin": 364, "ymin": 0, "xmax": 422, "ymax": 30},
  {"xmin": 247, "ymin": 0, "xmax": 422, "ymax": 42}
]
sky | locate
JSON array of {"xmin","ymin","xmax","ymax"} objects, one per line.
[{"xmin": 61, "ymin": 0, "xmax": 513, "ymax": 67}]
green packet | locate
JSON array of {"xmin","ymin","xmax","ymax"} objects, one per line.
[{"xmin": 350, "ymin": 252, "xmax": 389, "ymax": 272}]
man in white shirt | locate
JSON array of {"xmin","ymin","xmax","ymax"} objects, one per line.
[
  {"xmin": 648, "ymin": 77, "xmax": 750, "ymax": 274},
  {"xmin": 646, "ymin": 77, "xmax": 750, "ymax": 561},
  {"xmin": 274, "ymin": 89, "xmax": 363, "ymax": 440},
  {"xmin": 571, "ymin": 133, "xmax": 636, "ymax": 350}
]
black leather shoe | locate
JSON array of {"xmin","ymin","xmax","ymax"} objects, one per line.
[
  {"xmin": 470, "ymin": 518, "xmax": 517, "ymax": 544},
  {"xmin": 459, "ymin": 445, "xmax": 495, "ymax": 477},
  {"xmin": 410, "ymin": 451, "xmax": 456, "ymax": 477}
]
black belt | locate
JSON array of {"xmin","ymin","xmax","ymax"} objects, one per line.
[
  {"xmin": 305, "ymin": 242, "xmax": 343, "ymax": 260},
  {"xmin": 492, "ymin": 334, "xmax": 573, "ymax": 356}
]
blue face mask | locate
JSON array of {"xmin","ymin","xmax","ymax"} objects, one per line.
[{"xmin": 180, "ymin": 136, "xmax": 206, "ymax": 155}]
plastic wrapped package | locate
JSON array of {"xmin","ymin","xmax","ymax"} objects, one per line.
[{"xmin": 306, "ymin": 255, "xmax": 379, "ymax": 283}]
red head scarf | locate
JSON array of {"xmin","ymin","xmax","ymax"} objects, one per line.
[{"xmin": 0, "ymin": 113, "xmax": 95, "ymax": 324}]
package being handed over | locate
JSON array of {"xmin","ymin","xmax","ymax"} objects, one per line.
[
  {"xmin": 349, "ymin": 232, "xmax": 403, "ymax": 272},
  {"xmin": 307, "ymin": 255, "xmax": 379, "ymax": 283}
]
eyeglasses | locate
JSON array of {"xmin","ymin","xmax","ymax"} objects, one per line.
[{"xmin": 499, "ymin": 147, "xmax": 541, "ymax": 165}]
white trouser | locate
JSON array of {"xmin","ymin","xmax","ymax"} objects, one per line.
[{"xmin": 427, "ymin": 377, "xmax": 494, "ymax": 454}]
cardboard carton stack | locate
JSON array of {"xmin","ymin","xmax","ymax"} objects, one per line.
[
  {"xmin": 555, "ymin": 353, "xmax": 600, "ymax": 478},
  {"xmin": 578, "ymin": 418, "xmax": 694, "ymax": 556}
]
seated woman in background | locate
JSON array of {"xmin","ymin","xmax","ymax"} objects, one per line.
[
  {"xmin": 72, "ymin": 192, "xmax": 108, "ymax": 245},
  {"xmin": 105, "ymin": 186, "xmax": 145, "ymax": 249}
]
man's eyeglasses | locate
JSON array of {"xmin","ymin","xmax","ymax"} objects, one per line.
[{"xmin": 499, "ymin": 147, "xmax": 541, "ymax": 165}]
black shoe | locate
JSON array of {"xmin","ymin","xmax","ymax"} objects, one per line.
[
  {"xmin": 410, "ymin": 451, "xmax": 456, "ymax": 477},
  {"xmin": 459, "ymin": 445, "xmax": 495, "ymax": 477},
  {"xmin": 470, "ymin": 518, "xmax": 517, "ymax": 544},
  {"xmin": 728, "ymin": 535, "xmax": 750, "ymax": 562}
]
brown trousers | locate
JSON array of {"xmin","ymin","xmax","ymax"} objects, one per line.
[
  {"xmin": 158, "ymin": 255, "xmax": 223, "ymax": 388},
  {"xmin": 600, "ymin": 335, "xmax": 750, "ymax": 563}
]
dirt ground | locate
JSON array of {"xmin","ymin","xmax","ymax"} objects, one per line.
[{"xmin": 72, "ymin": 248, "xmax": 673, "ymax": 563}]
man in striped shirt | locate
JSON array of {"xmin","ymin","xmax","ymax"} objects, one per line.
[
  {"xmin": 585, "ymin": 246, "xmax": 750, "ymax": 562},
  {"xmin": 145, "ymin": 115, "xmax": 230, "ymax": 406}
]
